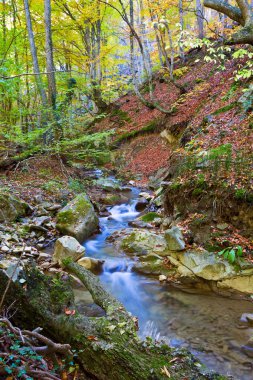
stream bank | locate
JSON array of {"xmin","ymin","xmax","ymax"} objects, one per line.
[{"xmin": 74, "ymin": 178, "xmax": 253, "ymax": 380}]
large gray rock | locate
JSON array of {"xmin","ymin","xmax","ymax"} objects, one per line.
[
  {"xmin": 53, "ymin": 236, "xmax": 85, "ymax": 265},
  {"xmin": 113, "ymin": 229, "xmax": 169, "ymax": 257},
  {"xmin": 165, "ymin": 226, "xmax": 185, "ymax": 251},
  {"xmin": 170, "ymin": 250, "xmax": 235, "ymax": 281},
  {"xmin": 0, "ymin": 192, "xmax": 32, "ymax": 223},
  {"xmin": 168, "ymin": 249, "xmax": 253, "ymax": 294},
  {"xmin": 56, "ymin": 193, "xmax": 99, "ymax": 242}
]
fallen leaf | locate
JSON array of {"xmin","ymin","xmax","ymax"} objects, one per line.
[
  {"xmin": 64, "ymin": 308, "xmax": 76, "ymax": 316},
  {"xmin": 87, "ymin": 335, "xmax": 98, "ymax": 341}
]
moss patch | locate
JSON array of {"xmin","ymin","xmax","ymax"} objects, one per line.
[{"xmin": 140, "ymin": 212, "xmax": 160, "ymax": 223}]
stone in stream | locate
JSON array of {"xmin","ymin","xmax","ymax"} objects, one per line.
[
  {"xmin": 0, "ymin": 192, "xmax": 32, "ymax": 223},
  {"xmin": 56, "ymin": 193, "xmax": 99, "ymax": 242},
  {"xmin": 135, "ymin": 198, "xmax": 149, "ymax": 212},
  {"xmin": 164, "ymin": 226, "xmax": 185, "ymax": 251},
  {"xmin": 53, "ymin": 236, "xmax": 85, "ymax": 265},
  {"xmin": 77, "ymin": 257, "xmax": 104, "ymax": 272},
  {"xmin": 112, "ymin": 228, "xmax": 169, "ymax": 257}
]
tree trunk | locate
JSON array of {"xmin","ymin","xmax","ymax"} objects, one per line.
[
  {"xmin": 23, "ymin": 0, "xmax": 48, "ymax": 108},
  {"xmin": 0, "ymin": 262, "xmax": 225, "ymax": 380},
  {"xmin": 196, "ymin": 0, "xmax": 205, "ymax": 39},
  {"xmin": 44, "ymin": 0, "xmax": 57, "ymax": 109},
  {"xmin": 178, "ymin": 0, "xmax": 185, "ymax": 61},
  {"xmin": 204, "ymin": 0, "xmax": 253, "ymax": 44}
]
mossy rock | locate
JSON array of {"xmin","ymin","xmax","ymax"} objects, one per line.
[
  {"xmin": 118, "ymin": 229, "xmax": 169, "ymax": 257},
  {"xmin": 56, "ymin": 193, "xmax": 99, "ymax": 243},
  {"xmin": 0, "ymin": 191, "xmax": 32, "ymax": 223},
  {"xmin": 140, "ymin": 212, "xmax": 160, "ymax": 223}
]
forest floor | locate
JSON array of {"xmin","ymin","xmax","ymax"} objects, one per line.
[{"xmin": 0, "ymin": 46, "xmax": 252, "ymax": 380}]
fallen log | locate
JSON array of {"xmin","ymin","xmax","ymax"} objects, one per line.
[{"xmin": 0, "ymin": 262, "xmax": 227, "ymax": 380}]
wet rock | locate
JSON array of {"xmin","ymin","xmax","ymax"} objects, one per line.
[
  {"xmin": 165, "ymin": 226, "xmax": 185, "ymax": 251},
  {"xmin": 139, "ymin": 192, "xmax": 153, "ymax": 201},
  {"xmin": 132, "ymin": 254, "xmax": 170, "ymax": 276},
  {"xmin": 32, "ymin": 216, "xmax": 51, "ymax": 226},
  {"xmin": 53, "ymin": 236, "xmax": 85, "ymax": 265},
  {"xmin": 153, "ymin": 195, "xmax": 163, "ymax": 207},
  {"xmin": 135, "ymin": 198, "xmax": 148, "ymax": 212},
  {"xmin": 128, "ymin": 220, "xmax": 153, "ymax": 229},
  {"xmin": 96, "ymin": 178, "xmax": 121, "ymax": 192},
  {"xmin": 169, "ymin": 250, "xmax": 235, "ymax": 281},
  {"xmin": 1, "ymin": 246, "xmax": 9, "ymax": 253},
  {"xmin": 162, "ymin": 217, "xmax": 173, "ymax": 229},
  {"xmin": 77, "ymin": 257, "xmax": 104, "ymax": 272},
  {"xmin": 56, "ymin": 193, "xmax": 99, "ymax": 243},
  {"xmin": 115, "ymin": 228, "xmax": 169, "ymax": 257},
  {"xmin": 0, "ymin": 192, "xmax": 32, "ymax": 223},
  {"xmin": 217, "ymin": 273, "xmax": 253, "ymax": 294},
  {"xmin": 44, "ymin": 203, "xmax": 62, "ymax": 211},
  {"xmin": 159, "ymin": 275, "xmax": 167, "ymax": 282}
]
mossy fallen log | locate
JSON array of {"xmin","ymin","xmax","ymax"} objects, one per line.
[{"xmin": 0, "ymin": 263, "xmax": 227, "ymax": 380}]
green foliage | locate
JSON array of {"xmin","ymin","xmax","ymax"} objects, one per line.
[
  {"xmin": 68, "ymin": 179, "xmax": 86, "ymax": 194},
  {"xmin": 235, "ymin": 188, "xmax": 253, "ymax": 202},
  {"xmin": 212, "ymin": 103, "xmax": 236, "ymax": 115},
  {"xmin": 173, "ymin": 66, "xmax": 189, "ymax": 79},
  {"xmin": 218, "ymin": 245, "xmax": 243, "ymax": 264},
  {"xmin": 113, "ymin": 119, "xmax": 160, "ymax": 146},
  {"xmin": 140, "ymin": 212, "xmax": 160, "ymax": 222},
  {"xmin": 42, "ymin": 180, "xmax": 62, "ymax": 193}
]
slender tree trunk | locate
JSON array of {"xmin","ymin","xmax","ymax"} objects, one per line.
[
  {"xmin": 44, "ymin": 0, "xmax": 57, "ymax": 109},
  {"xmin": 196, "ymin": 0, "xmax": 205, "ymax": 39},
  {"xmin": 178, "ymin": 0, "xmax": 185, "ymax": 61},
  {"xmin": 23, "ymin": 0, "xmax": 48, "ymax": 108}
]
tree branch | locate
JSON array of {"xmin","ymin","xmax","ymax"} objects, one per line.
[{"xmin": 203, "ymin": 0, "xmax": 244, "ymax": 25}]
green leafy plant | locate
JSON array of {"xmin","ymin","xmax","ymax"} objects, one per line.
[{"xmin": 218, "ymin": 245, "xmax": 243, "ymax": 264}]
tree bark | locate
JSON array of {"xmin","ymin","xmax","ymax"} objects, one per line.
[
  {"xmin": 23, "ymin": 0, "xmax": 48, "ymax": 107},
  {"xmin": 204, "ymin": 0, "xmax": 253, "ymax": 44},
  {"xmin": 44, "ymin": 0, "xmax": 57, "ymax": 109},
  {"xmin": 0, "ymin": 263, "xmax": 226, "ymax": 380},
  {"xmin": 196, "ymin": 0, "xmax": 205, "ymax": 39}
]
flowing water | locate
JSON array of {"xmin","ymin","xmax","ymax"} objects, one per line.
[{"xmin": 76, "ymin": 185, "xmax": 253, "ymax": 379}]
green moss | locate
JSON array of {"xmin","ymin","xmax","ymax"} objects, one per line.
[
  {"xmin": 57, "ymin": 209, "xmax": 75, "ymax": 224},
  {"xmin": 57, "ymin": 194, "xmax": 92, "ymax": 226},
  {"xmin": 110, "ymin": 108, "xmax": 131, "ymax": 122},
  {"xmin": 103, "ymin": 194, "xmax": 121, "ymax": 205},
  {"xmin": 212, "ymin": 102, "xmax": 237, "ymax": 115},
  {"xmin": 170, "ymin": 182, "xmax": 182, "ymax": 191},
  {"xmin": 192, "ymin": 188, "xmax": 203, "ymax": 196},
  {"xmin": 235, "ymin": 188, "xmax": 253, "ymax": 202},
  {"xmin": 112, "ymin": 119, "xmax": 160, "ymax": 146},
  {"xmin": 75, "ymin": 194, "xmax": 91, "ymax": 214},
  {"xmin": 140, "ymin": 212, "xmax": 160, "ymax": 222}
]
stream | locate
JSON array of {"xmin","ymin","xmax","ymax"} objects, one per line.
[{"xmin": 75, "ymin": 183, "xmax": 253, "ymax": 379}]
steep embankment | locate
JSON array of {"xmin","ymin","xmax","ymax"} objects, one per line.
[{"xmin": 93, "ymin": 47, "xmax": 253, "ymax": 254}]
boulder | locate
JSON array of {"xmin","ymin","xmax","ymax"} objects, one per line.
[
  {"xmin": 165, "ymin": 226, "xmax": 185, "ymax": 251},
  {"xmin": 116, "ymin": 229, "xmax": 169, "ymax": 257},
  {"xmin": 168, "ymin": 249, "xmax": 253, "ymax": 294},
  {"xmin": 77, "ymin": 257, "xmax": 104, "ymax": 272},
  {"xmin": 56, "ymin": 193, "xmax": 99, "ymax": 242},
  {"xmin": 53, "ymin": 236, "xmax": 85, "ymax": 265},
  {"xmin": 135, "ymin": 198, "xmax": 148, "ymax": 212},
  {"xmin": 0, "ymin": 192, "xmax": 32, "ymax": 223},
  {"xmin": 132, "ymin": 254, "xmax": 171, "ymax": 276},
  {"xmin": 172, "ymin": 250, "xmax": 235, "ymax": 281}
]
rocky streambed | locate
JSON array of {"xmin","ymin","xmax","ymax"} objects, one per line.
[
  {"xmin": 1, "ymin": 173, "xmax": 253, "ymax": 379},
  {"xmin": 73, "ymin": 178, "xmax": 253, "ymax": 379}
]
